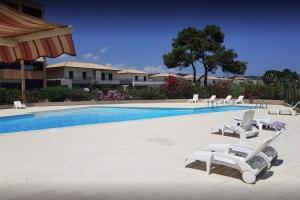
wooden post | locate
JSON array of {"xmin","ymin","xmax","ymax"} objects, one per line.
[
  {"xmin": 18, "ymin": 0, "xmax": 22, "ymax": 11},
  {"xmin": 19, "ymin": 0, "xmax": 26, "ymax": 102},
  {"xmin": 20, "ymin": 60, "xmax": 26, "ymax": 102},
  {"xmin": 43, "ymin": 57, "xmax": 47, "ymax": 87}
]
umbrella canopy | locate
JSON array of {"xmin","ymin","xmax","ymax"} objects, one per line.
[{"xmin": 0, "ymin": 3, "xmax": 76, "ymax": 63}]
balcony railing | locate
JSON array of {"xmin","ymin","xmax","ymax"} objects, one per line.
[{"xmin": 0, "ymin": 69, "xmax": 43, "ymax": 80}]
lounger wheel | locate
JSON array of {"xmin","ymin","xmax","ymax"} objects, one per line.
[
  {"xmin": 271, "ymin": 155, "xmax": 278, "ymax": 165},
  {"xmin": 242, "ymin": 171, "xmax": 256, "ymax": 184}
]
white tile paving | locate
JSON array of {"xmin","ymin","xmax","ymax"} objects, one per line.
[{"xmin": 0, "ymin": 103, "xmax": 299, "ymax": 200}]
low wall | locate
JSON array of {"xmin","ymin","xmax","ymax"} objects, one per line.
[
  {"xmin": 0, "ymin": 99, "xmax": 187, "ymax": 109},
  {"xmin": 243, "ymin": 99, "xmax": 285, "ymax": 105},
  {"xmin": 0, "ymin": 98, "xmax": 286, "ymax": 109}
]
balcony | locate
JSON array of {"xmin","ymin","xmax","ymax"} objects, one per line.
[
  {"xmin": 95, "ymin": 79, "xmax": 120, "ymax": 85},
  {"xmin": 132, "ymin": 80, "xmax": 164, "ymax": 87},
  {"xmin": 0, "ymin": 69, "xmax": 43, "ymax": 80}
]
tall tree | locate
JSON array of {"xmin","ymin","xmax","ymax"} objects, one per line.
[
  {"xmin": 163, "ymin": 25, "xmax": 247, "ymax": 86},
  {"xmin": 262, "ymin": 69, "xmax": 299, "ymax": 85}
]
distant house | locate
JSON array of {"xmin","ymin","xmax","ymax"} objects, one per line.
[
  {"xmin": 149, "ymin": 73, "xmax": 181, "ymax": 82},
  {"xmin": 182, "ymin": 75, "xmax": 200, "ymax": 82},
  {"xmin": 188, "ymin": 75, "xmax": 232, "ymax": 85},
  {"xmin": 233, "ymin": 76, "xmax": 248, "ymax": 84},
  {"xmin": 118, "ymin": 69, "xmax": 148, "ymax": 83},
  {"xmin": 206, "ymin": 76, "xmax": 220, "ymax": 85},
  {"xmin": 47, "ymin": 61, "xmax": 120, "ymax": 88},
  {"xmin": 118, "ymin": 69, "xmax": 163, "ymax": 87}
]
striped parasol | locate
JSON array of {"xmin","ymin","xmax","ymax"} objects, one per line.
[{"xmin": 0, "ymin": 2, "xmax": 76, "ymax": 63}]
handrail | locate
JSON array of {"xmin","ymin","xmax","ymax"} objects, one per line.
[{"xmin": 292, "ymin": 101, "xmax": 300, "ymax": 109}]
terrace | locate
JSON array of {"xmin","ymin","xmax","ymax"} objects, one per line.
[{"xmin": 0, "ymin": 102, "xmax": 299, "ymax": 199}]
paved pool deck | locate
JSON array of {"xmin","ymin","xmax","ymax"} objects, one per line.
[{"xmin": 0, "ymin": 102, "xmax": 299, "ymax": 200}]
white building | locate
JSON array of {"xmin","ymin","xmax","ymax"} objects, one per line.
[
  {"xmin": 182, "ymin": 74, "xmax": 200, "ymax": 82},
  {"xmin": 118, "ymin": 69, "xmax": 163, "ymax": 87},
  {"xmin": 149, "ymin": 73, "xmax": 181, "ymax": 82},
  {"xmin": 47, "ymin": 61, "xmax": 120, "ymax": 88}
]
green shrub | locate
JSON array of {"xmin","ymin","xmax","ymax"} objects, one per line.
[
  {"xmin": 129, "ymin": 88, "xmax": 165, "ymax": 100},
  {"xmin": 0, "ymin": 88, "xmax": 7, "ymax": 104},
  {"xmin": 207, "ymin": 82, "xmax": 230, "ymax": 98},
  {"xmin": 229, "ymin": 84, "xmax": 246, "ymax": 98},
  {"xmin": 193, "ymin": 85, "xmax": 209, "ymax": 98},
  {"xmin": 5, "ymin": 89, "xmax": 21, "ymax": 104},
  {"xmin": 0, "ymin": 88, "xmax": 21, "ymax": 104},
  {"xmin": 26, "ymin": 89, "xmax": 43, "ymax": 103},
  {"xmin": 70, "ymin": 88, "xmax": 93, "ymax": 101},
  {"xmin": 41, "ymin": 86, "xmax": 71, "ymax": 102}
]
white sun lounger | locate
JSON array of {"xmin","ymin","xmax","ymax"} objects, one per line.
[
  {"xmin": 13, "ymin": 101, "xmax": 26, "ymax": 109},
  {"xmin": 203, "ymin": 95, "xmax": 216, "ymax": 105},
  {"xmin": 186, "ymin": 136, "xmax": 271, "ymax": 183},
  {"xmin": 278, "ymin": 101, "xmax": 299, "ymax": 116},
  {"xmin": 230, "ymin": 95, "xmax": 244, "ymax": 104},
  {"xmin": 222, "ymin": 95, "xmax": 232, "ymax": 104},
  {"xmin": 268, "ymin": 101, "xmax": 299, "ymax": 116},
  {"xmin": 234, "ymin": 115, "xmax": 286, "ymax": 131},
  {"xmin": 220, "ymin": 110, "xmax": 259, "ymax": 139},
  {"xmin": 188, "ymin": 94, "xmax": 199, "ymax": 103},
  {"xmin": 206, "ymin": 130, "xmax": 283, "ymax": 169}
]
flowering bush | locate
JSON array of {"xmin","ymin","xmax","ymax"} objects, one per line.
[
  {"xmin": 128, "ymin": 88, "xmax": 165, "ymax": 100},
  {"xmin": 101, "ymin": 90, "xmax": 125, "ymax": 101},
  {"xmin": 161, "ymin": 76, "xmax": 194, "ymax": 98},
  {"xmin": 207, "ymin": 82, "xmax": 230, "ymax": 98}
]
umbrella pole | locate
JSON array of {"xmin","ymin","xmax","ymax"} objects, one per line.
[
  {"xmin": 20, "ymin": 60, "xmax": 26, "ymax": 103},
  {"xmin": 43, "ymin": 57, "xmax": 47, "ymax": 88}
]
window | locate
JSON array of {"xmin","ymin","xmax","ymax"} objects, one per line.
[
  {"xmin": 69, "ymin": 71, "xmax": 74, "ymax": 79},
  {"xmin": 0, "ymin": 61, "xmax": 20, "ymax": 70},
  {"xmin": 144, "ymin": 76, "xmax": 147, "ymax": 81},
  {"xmin": 108, "ymin": 73, "xmax": 113, "ymax": 81},
  {"xmin": 82, "ymin": 72, "xmax": 87, "ymax": 79},
  {"xmin": 101, "ymin": 73, "xmax": 106, "ymax": 80},
  {"xmin": 135, "ymin": 76, "xmax": 138, "ymax": 81},
  {"xmin": 24, "ymin": 61, "xmax": 43, "ymax": 71}
]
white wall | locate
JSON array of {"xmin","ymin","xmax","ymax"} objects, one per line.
[
  {"xmin": 64, "ymin": 67, "xmax": 94, "ymax": 80},
  {"xmin": 63, "ymin": 68, "xmax": 119, "ymax": 82},
  {"xmin": 119, "ymin": 74, "xmax": 148, "ymax": 82}
]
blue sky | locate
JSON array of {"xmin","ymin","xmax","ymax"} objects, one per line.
[{"xmin": 44, "ymin": 0, "xmax": 300, "ymax": 76}]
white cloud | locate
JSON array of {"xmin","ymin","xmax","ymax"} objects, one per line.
[
  {"xmin": 83, "ymin": 53, "xmax": 93, "ymax": 59},
  {"xmin": 142, "ymin": 65, "xmax": 178, "ymax": 74},
  {"xmin": 100, "ymin": 46, "xmax": 108, "ymax": 53}
]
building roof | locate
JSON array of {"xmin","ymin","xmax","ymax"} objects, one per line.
[
  {"xmin": 117, "ymin": 69, "xmax": 148, "ymax": 74},
  {"xmin": 149, "ymin": 73, "xmax": 181, "ymax": 78},
  {"xmin": 234, "ymin": 76, "xmax": 247, "ymax": 80},
  {"xmin": 207, "ymin": 76, "xmax": 220, "ymax": 80},
  {"xmin": 46, "ymin": 61, "xmax": 120, "ymax": 71},
  {"xmin": 218, "ymin": 77, "xmax": 231, "ymax": 81},
  {"xmin": 182, "ymin": 74, "xmax": 200, "ymax": 80}
]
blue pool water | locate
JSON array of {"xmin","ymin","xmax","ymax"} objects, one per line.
[{"xmin": 0, "ymin": 106, "xmax": 253, "ymax": 134}]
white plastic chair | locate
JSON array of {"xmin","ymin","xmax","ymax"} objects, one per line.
[
  {"xmin": 188, "ymin": 94, "xmax": 199, "ymax": 103},
  {"xmin": 230, "ymin": 96, "xmax": 244, "ymax": 104},
  {"xmin": 223, "ymin": 95, "xmax": 232, "ymax": 104},
  {"xmin": 14, "ymin": 101, "xmax": 26, "ymax": 109}
]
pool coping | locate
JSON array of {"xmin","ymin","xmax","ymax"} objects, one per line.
[
  {"xmin": 0, "ymin": 105, "xmax": 255, "ymax": 135},
  {"xmin": 0, "ymin": 104, "xmax": 254, "ymax": 119}
]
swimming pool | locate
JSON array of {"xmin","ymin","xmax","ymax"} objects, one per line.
[{"xmin": 0, "ymin": 106, "xmax": 253, "ymax": 134}]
